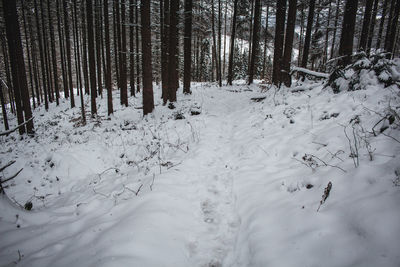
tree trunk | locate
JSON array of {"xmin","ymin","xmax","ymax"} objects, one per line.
[
  {"xmin": 359, "ymin": 0, "xmax": 374, "ymax": 51},
  {"xmin": 272, "ymin": 0, "xmax": 287, "ymax": 85},
  {"xmin": 217, "ymin": 0, "xmax": 222, "ymax": 87},
  {"xmin": 168, "ymin": 0, "xmax": 179, "ymax": 102},
  {"xmin": 47, "ymin": 0, "xmax": 60, "ymax": 105},
  {"xmin": 129, "ymin": 0, "xmax": 135, "ymax": 97},
  {"xmin": 183, "ymin": 0, "xmax": 193, "ymax": 94},
  {"xmin": 3, "ymin": 0, "xmax": 34, "ymax": 134},
  {"xmin": 135, "ymin": 0, "xmax": 141, "ymax": 93},
  {"xmin": 281, "ymin": 0, "xmax": 297, "ymax": 87},
  {"xmin": 141, "ymin": 0, "xmax": 154, "ymax": 115},
  {"xmin": 21, "ymin": 0, "xmax": 36, "ymax": 109},
  {"xmin": 161, "ymin": 0, "xmax": 169, "ymax": 103},
  {"xmin": 386, "ymin": 0, "xmax": 400, "ymax": 56},
  {"xmin": 34, "ymin": 0, "xmax": 49, "ymax": 110},
  {"xmin": 338, "ymin": 0, "xmax": 358, "ymax": 66},
  {"xmin": 330, "ymin": 0, "xmax": 340, "ymax": 59},
  {"xmin": 262, "ymin": 5, "xmax": 269, "ymax": 80},
  {"xmin": 227, "ymin": 0, "xmax": 239, "ymax": 85},
  {"xmin": 248, "ymin": 0, "xmax": 261, "ymax": 84},
  {"xmin": 64, "ymin": 0, "xmax": 75, "ymax": 108},
  {"xmin": 301, "ymin": 0, "xmax": 315, "ymax": 68},
  {"xmin": 367, "ymin": 0, "xmax": 379, "ymax": 53},
  {"xmin": 120, "ymin": 0, "xmax": 128, "ymax": 106},
  {"xmin": 0, "ymin": 82, "xmax": 9, "ymax": 130},
  {"xmin": 377, "ymin": 0, "xmax": 389, "ymax": 49},
  {"xmin": 104, "ymin": 0, "xmax": 113, "ymax": 115},
  {"xmin": 87, "ymin": 0, "xmax": 97, "ymax": 116},
  {"xmin": 81, "ymin": 1, "xmax": 90, "ymax": 94},
  {"xmin": 95, "ymin": 0, "xmax": 103, "ymax": 98},
  {"xmin": 56, "ymin": 0, "xmax": 68, "ymax": 99}
]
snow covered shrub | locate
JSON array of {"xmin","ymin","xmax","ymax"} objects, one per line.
[{"xmin": 327, "ymin": 52, "xmax": 400, "ymax": 93}]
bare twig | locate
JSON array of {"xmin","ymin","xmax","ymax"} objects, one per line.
[
  {"xmin": 0, "ymin": 160, "xmax": 16, "ymax": 172},
  {"xmin": 0, "ymin": 168, "xmax": 24, "ymax": 184},
  {"xmin": 0, "ymin": 117, "xmax": 34, "ymax": 136}
]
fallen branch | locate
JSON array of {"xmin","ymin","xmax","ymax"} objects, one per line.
[
  {"xmin": 291, "ymin": 67, "xmax": 329, "ymax": 78},
  {"xmin": 0, "ymin": 160, "xmax": 16, "ymax": 172},
  {"xmin": 0, "ymin": 117, "xmax": 34, "ymax": 136},
  {"xmin": 0, "ymin": 168, "xmax": 23, "ymax": 184}
]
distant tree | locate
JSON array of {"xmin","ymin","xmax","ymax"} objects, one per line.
[
  {"xmin": 161, "ymin": 0, "xmax": 170, "ymax": 103},
  {"xmin": 367, "ymin": 0, "xmax": 379, "ymax": 53},
  {"xmin": 104, "ymin": 0, "xmax": 113, "ymax": 115},
  {"xmin": 301, "ymin": 0, "xmax": 316, "ymax": 68},
  {"xmin": 87, "ymin": 0, "xmax": 97, "ymax": 116},
  {"xmin": 228, "ymin": 0, "xmax": 239, "ymax": 85},
  {"xmin": 376, "ymin": 0, "xmax": 389, "ymax": 49},
  {"xmin": 384, "ymin": 0, "xmax": 400, "ymax": 56},
  {"xmin": 47, "ymin": 0, "xmax": 60, "ymax": 106},
  {"xmin": 168, "ymin": 0, "xmax": 179, "ymax": 102},
  {"xmin": 281, "ymin": 0, "xmax": 297, "ymax": 87},
  {"xmin": 330, "ymin": 0, "xmax": 340, "ymax": 59},
  {"xmin": 64, "ymin": 0, "xmax": 75, "ymax": 108},
  {"xmin": 0, "ymin": 81, "xmax": 9, "ymax": 131},
  {"xmin": 120, "ymin": 0, "xmax": 128, "ymax": 106},
  {"xmin": 248, "ymin": 0, "xmax": 261, "ymax": 84},
  {"xmin": 129, "ymin": 0, "xmax": 136, "ymax": 97},
  {"xmin": 272, "ymin": 0, "xmax": 287, "ymax": 85},
  {"xmin": 141, "ymin": 0, "xmax": 154, "ymax": 115},
  {"xmin": 359, "ymin": 0, "xmax": 374, "ymax": 51},
  {"xmin": 2, "ymin": 0, "xmax": 34, "ymax": 134},
  {"xmin": 338, "ymin": 0, "xmax": 358, "ymax": 66},
  {"xmin": 183, "ymin": 0, "xmax": 193, "ymax": 94}
]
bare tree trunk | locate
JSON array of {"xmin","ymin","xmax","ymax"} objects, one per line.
[
  {"xmin": 120, "ymin": 0, "xmax": 128, "ymax": 106},
  {"xmin": 34, "ymin": 0, "xmax": 49, "ymax": 110},
  {"xmin": 183, "ymin": 0, "xmax": 193, "ymax": 94},
  {"xmin": 272, "ymin": 0, "xmax": 287, "ymax": 85},
  {"xmin": 103, "ymin": 0, "xmax": 113, "ymax": 115},
  {"xmin": 56, "ymin": 0, "xmax": 68, "ymax": 99},
  {"xmin": 377, "ymin": 0, "xmax": 389, "ymax": 49},
  {"xmin": 21, "ymin": 1, "xmax": 36, "ymax": 109},
  {"xmin": 222, "ymin": 0, "xmax": 228, "ymax": 79},
  {"xmin": 3, "ymin": 0, "xmax": 34, "ymax": 134},
  {"xmin": 141, "ymin": 0, "xmax": 154, "ymax": 115},
  {"xmin": 135, "ymin": 0, "xmax": 141, "ymax": 93},
  {"xmin": 47, "ymin": 0, "xmax": 60, "ymax": 105},
  {"xmin": 64, "ymin": 0, "xmax": 75, "ymax": 108},
  {"xmin": 338, "ymin": 0, "xmax": 358, "ymax": 66},
  {"xmin": 323, "ymin": 1, "xmax": 331, "ymax": 65},
  {"xmin": 262, "ymin": 5, "xmax": 269, "ymax": 80},
  {"xmin": 168, "ymin": 0, "xmax": 179, "ymax": 102},
  {"xmin": 330, "ymin": 0, "xmax": 340, "ymax": 59},
  {"xmin": 359, "ymin": 0, "xmax": 374, "ymax": 51},
  {"xmin": 129, "ymin": 0, "xmax": 136, "ymax": 97},
  {"xmin": 81, "ymin": 1, "xmax": 90, "ymax": 94},
  {"xmin": 161, "ymin": 0, "xmax": 169, "ymax": 103},
  {"xmin": 385, "ymin": 0, "xmax": 400, "ymax": 56},
  {"xmin": 87, "ymin": 0, "xmax": 97, "ymax": 116},
  {"xmin": 367, "ymin": 0, "xmax": 379, "ymax": 53},
  {"xmin": 301, "ymin": 0, "xmax": 315, "ymax": 68},
  {"xmin": 0, "ymin": 82, "xmax": 9, "ymax": 130},
  {"xmin": 211, "ymin": 0, "xmax": 219, "ymax": 84},
  {"xmin": 227, "ymin": 0, "xmax": 238, "ymax": 85},
  {"xmin": 281, "ymin": 0, "xmax": 297, "ymax": 87},
  {"xmin": 248, "ymin": 0, "xmax": 261, "ymax": 84},
  {"xmin": 217, "ymin": 0, "xmax": 222, "ymax": 86},
  {"xmin": 95, "ymin": 0, "xmax": 103, "ymax": 97}
]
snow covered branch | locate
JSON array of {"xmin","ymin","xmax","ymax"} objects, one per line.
[{"xmin": 291, "ymin": 67, "xmax": 329, "ymax": 78}]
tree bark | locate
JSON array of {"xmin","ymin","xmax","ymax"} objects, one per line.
[
  {"xmin": 2, "ymin": 0, "xmax": 34, "ymax": 134},
  {"xmin": 301, "ymin": 0, "xmax": 315, "ymax": 68},
  {"xmin": 64, "ymin": 0, "xmax": 75, "ymax": 108},
  {"xmin": 87, "ymin": 0, "xmax": 97, "ymax": 116},
  {"xmin": 168, "ymin": 0, "xmax": 179, "ymax": 102},
  {"xmin": 281, "ymin": 0, "xmax": 297, "ymax": 87},
  {"xmin": 367, "ymin": 0, "xmax": 379, "ymax": 53},
  {"xmin": 141, "ymin": 0, "xmax": 154, "ymax": 115},
  {"xmin": 227, "ymin": 0, "xmax": 239, "ymax": 85},
  {"xmin": 129, "ymin": 0, "xmax": 136, "ymax": 97},
  {"xmin": 104, "ymin": 0, "xmax": 113, "ymax": 115},
  {"xmin": 120, "ymin": 0, "xmax": 128, "ymax": 106},
  {"xmin": 377, "ymin": 0, "xmax": 389, "ymax": 49},
  {"xmin": 272, "ymin": 0, "xmax": 287, "ymax": 85},
  {"xmin": 359, "ymin": 0, "xmax": 374, "ymax": 51},
  {"xmin": 248, "ymin": 0, "xmax": 261, "ymax": 84},
  {"xmin": 338, "ymin": 0, "xmax": 358, "ymax": 66},
  {"xmin": 183, "ymin": 0, "xmax": 193, "ymax": 94}
]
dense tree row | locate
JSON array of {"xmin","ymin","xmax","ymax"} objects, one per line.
[{"xmin": 1, "ymin": 0, "xmax": 400, "ymax": 135}]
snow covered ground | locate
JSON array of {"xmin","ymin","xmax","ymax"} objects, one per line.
[{"xmin": 0, "ymin": 80, "xmax": 399, "ymax": 267}]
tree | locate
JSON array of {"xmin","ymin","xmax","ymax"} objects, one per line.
[
  {"xmin": 104, "ymin": 0, "xmax": 113, "ymax": 115},
  {"xmin": 359, "ymin": 0, "xmax": 374, "ymax": 51},
  {"xmin": 248, "ymin": 0, "xmax": 261, "ymax": 84},
  {"xmin": 281, "ymin": 0, "xmax": 297, "ymax": 87},
  {"xmin": 64, "ymin": 0, "xmax": 75, "ymax": 108},
  {"xmin": 367, "ymin": 0, "xmax": 379, "ymax": 53},
  {"xmin": 183, "ymin": 0, "xmax": 193, "ymax": 94},
  {"xmin": 377, "ymin": 0, "xmax": 389, "ymax": 49},
  {"xmin": 385, "ymin": 0, "xmax": 400, "ymax": 56},
  {"xmin": 129, "ymin": 0, "xmax": 136, "ymax": 97},
  {"xmin": 141, "ymin": 0, "xmax": 154, "ymax": 115},
  {"xmin": 161, "ymin": 0, "xmax": 170, "ymax": 103},
  {"xmin": 120, "ymin": 0, "xmax": 128, "ymax": 106},
  {"xmin": 47, "ymin": 0, "xmax": 60, "ymax": 106},
  {"xmin": 168, "ymin": 0, "xmax": 179, "ymax": 103},
  {"xmin": 87, "ymin": 0, "xmax": 97, "ymax": 116},
  {"xmin": 301, "ymin": 0, "xmax": 316, "ymax": 68},
  {"xmin": 272, "ymin": 0, "xmax": 287, "ymax": 85},
  {"xmin": 2, "ymin": 0, "xmax": 34, "ymax": 134},
  {"xmin": 227, "ymin": 0, "xmax": 239, "ymax": 86},
  {"xmin": 338, "ymin": 0, "xmax": 358, "ymax": 66}
]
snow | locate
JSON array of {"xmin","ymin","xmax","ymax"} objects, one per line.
[{"xmin": 0, "ymin": 80, "xmax": 400, "ymax": 267}]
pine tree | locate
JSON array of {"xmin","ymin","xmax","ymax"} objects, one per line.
[
  {"xmin": 282, "ymin": 0, "xmax": 297, "ymax": 87},
  {"xmin": 301, "ymin": 0, "xmax": 315, "ymax": 68},
  {"xmin": 104, "ymin": 0, "xmax": 113, "ymax": 115},
  {"xmin": 227, "ymin": 0, "xmax": 239, "ymax": 85},
  {"xmin": 141, "ymin": 0, "xmax": 154, "ymax": 115},
  {"xmin": 272, "ymin": 0, "xmax": 287, "ymax": 85},
  {"xmin": 183, "ymin": 0, "xmax": 193, "ymax": 94},
  {"xmin": 338, "ymin": 0, "xmax": 358, "ymax": 66},
  {"xmin": 87, "ymin": 0, "xmax": 97, "ymax": 116}
]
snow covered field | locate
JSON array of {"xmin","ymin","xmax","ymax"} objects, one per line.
[{"xmin": 0, "ymin": 80, "xmax": 399, "ymax": 267}]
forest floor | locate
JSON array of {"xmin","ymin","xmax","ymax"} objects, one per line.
[{"xmin": 0, "ymin": 80, "xmax": 400, "ymax": 267}]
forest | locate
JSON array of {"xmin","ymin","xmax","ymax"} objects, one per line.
[{"xmin": 0, "ymin": 0, "xmax": 400, "ymax": 266}]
